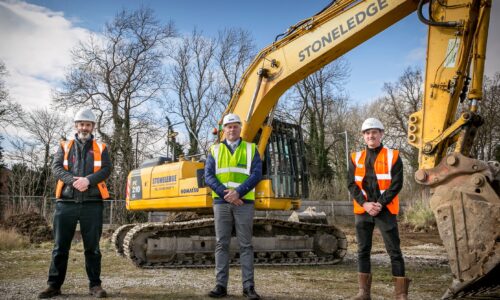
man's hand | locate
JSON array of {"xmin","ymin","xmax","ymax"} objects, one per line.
[
  {"xmin": 224, "ymin": 189, "xmax": 243, "ymax": 206},
  {"xmin": 363, "ymin": 202, "xmax": 382, "ymax": 216},
  {"xmin": 73, "ymin": 176, "xmax": 90, "ymax": 192}
]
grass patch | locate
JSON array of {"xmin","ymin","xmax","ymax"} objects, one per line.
[
  {"xmin": 403, "ymin": 200, "xmax": 436, "ymax": 231},
  {"xmin": 0, "ymin": 227, "xmax": 29, "ymax": 250}
]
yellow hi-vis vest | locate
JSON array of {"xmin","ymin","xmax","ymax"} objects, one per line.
[
  {"xmin": 210, "ymin": 140, "xmax": 256, "ymax": 200},
  {"xmin": 55, "ymin": 139, "xmax": 110, "ymax": 199},
  {"xmin": 351, "ymin": 147, "xmax": 399, "ymax": 215}
]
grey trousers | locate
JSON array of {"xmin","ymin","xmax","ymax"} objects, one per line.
[{"xmin": 213, "ymin": 203, "xmax": 255, "ymax": 289}]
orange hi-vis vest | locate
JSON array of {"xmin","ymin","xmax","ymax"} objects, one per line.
[
  {"xmin": 55, "ymin": 139, "xmax": 110, "ymax": 199},
  {"xmin": 351, "ymin": 147, "xmax": 399, "ymax": 215}
]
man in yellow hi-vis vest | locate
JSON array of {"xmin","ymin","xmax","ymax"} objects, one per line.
[
  {"xmin": 39, "ymin": 108, "xmax": 111, "ymax": 299},
  {"xmin": 205, "ymin": 113, "xmax": 262, "ymax": 300},
  {"xmin": 348, "ymin": 118, "xmax": 410, "ymax": 300}
]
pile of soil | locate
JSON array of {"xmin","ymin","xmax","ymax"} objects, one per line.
[
  {"xmin": 399, "ymin": 221, "xmax": 437, "ymax": 233},
  {"xmin": 2, "ymin": 212, "xmax": 53, "ymax": 243}
]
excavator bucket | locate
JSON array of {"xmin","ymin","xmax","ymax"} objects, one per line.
[{"xmin": 417, "ymin": 154, "xmax": 500, "ymax": 298}]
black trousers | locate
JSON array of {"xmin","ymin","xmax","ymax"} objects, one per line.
[
  {"xmin": 47, "ymin": 201, "xmax": 103, "ymax": 288},
  {"xmin": 355, "ymin": 211, "xmax": 405, "ymax": 276}
]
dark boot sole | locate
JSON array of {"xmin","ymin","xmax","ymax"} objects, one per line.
[{"xmin": 208, "ymin": 293, "xmax": 227, "ymax": 298}]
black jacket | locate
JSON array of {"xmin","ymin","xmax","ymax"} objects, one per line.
[{"xmin": 52, "ymin": 134, "xmax": 112, "ymax": 201}]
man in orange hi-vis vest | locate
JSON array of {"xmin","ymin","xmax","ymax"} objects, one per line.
[
  {"xmin": 39, "ymin": 108, "xmax": 111, "ymax": 299},
  {"xmin": 348, "ymin": 118, "xmax": 410, "ymax": 300}
]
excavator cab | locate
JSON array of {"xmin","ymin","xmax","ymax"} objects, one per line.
[
  {"xmin": 263, "ymin": 120, "xmax": 309, "ymax": 199},
  {"xmin": 261, "ymin": 120, "xmax": 328, "ymax": 224}
]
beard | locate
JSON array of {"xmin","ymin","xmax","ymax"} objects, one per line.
[{"xmin": 78, "ymin": 131, "xmax": 91, "ymax": 142}]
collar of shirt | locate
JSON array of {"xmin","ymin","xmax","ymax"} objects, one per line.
[
  {"xmin": 366, "ymin": 143, "xmax": 383, "ymax": 154},
  {"xmin": 225, "ymin": 138, "xmax": 240, "ymax": 151}
]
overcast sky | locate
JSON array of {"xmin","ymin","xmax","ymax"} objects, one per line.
[{"xmin": 1, "ymin": 0, "xmax": 499, "ymax": 114}]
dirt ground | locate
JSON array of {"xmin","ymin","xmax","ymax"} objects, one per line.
[{"xmin": 0, "ymin": 222, "xmax": 452, "ymax": 300}]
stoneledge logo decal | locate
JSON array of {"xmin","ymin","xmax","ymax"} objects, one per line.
[
  {"xmin": 152, "ymin": 175, "xmax": 177, "ymax": 185},
  {"xmin": 299, "ymin": 0, "xmax": 389, "ymax": 62}
]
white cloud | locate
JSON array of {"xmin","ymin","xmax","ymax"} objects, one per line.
[
  {"xmin": 0, "ymin": 0, "xmax": 91, "ymax": 110},
  {"xmin": 8, "ymin": 69, "xmax": 52, "ymax": 108}
]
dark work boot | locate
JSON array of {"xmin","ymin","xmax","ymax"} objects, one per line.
[
  {"xmin": 38, "ymin": 286, "xmax": 61, "ymax": 299},
  {"xmin": 89, "ymin": 285, "xmax": 107, "ymax": 298},
  {"xmin": 208, "ymin": 285, "xmax": 227, "ymax": 298},
  {"xmin": 243, "ymin": 286, "xmax": 261, "ymax": 300}
]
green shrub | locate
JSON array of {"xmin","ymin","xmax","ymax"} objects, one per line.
[{"xmin": 403, "ymin": 200, "xmax": 436, "ymax": 231}]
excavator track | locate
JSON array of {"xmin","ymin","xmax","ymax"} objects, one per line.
[
  {"xmin": 443, "ymin": 264, "xmax": 500, "ymax": 299},
  {"xmin": 122, "ymin": 217, "xmax": 347, "ymax": 268},
  {"xmin": 111, "ymin": 223, "xmax": 136, "ymax": 256},
  {"xmin": 446, "ymin": 287, "xmax": 500, "ymax": 300}
]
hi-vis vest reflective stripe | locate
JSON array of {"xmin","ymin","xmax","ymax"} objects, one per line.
[
  {"xmin": 351, "ymin": 147, "xmax": 399, "ymax": 215},
  {"xmin": 210, "ymin": 141, "xmax": 256, "ymax": 200},
  {"xmin": 55, "ymin": 139, "xmax": 110, "ymax": 199}
]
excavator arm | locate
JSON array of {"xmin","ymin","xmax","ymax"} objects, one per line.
[
  {"xmin": 409, "ymin": 0, "xmax": 491, "ymax": 168},
  {"xmin": 407, "ymin": 0, "xmax": 499, "ymax": 298}
]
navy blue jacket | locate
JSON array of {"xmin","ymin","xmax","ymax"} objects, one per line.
[{"xmin": 205, "ymin": 138, "xmax": 262, "ymax": 204}]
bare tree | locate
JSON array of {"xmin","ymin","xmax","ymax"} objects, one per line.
[
  {"xmin": 215, "ymin": 28, "xmax": 256, "ymax": 106},
  {"xmin": 15, "ymin": 109, "xmax": 68, "ymax": 170},
  {"xmin": 54, "ymin": 7, "xmax": 176, "ymax": 198},
  {"xmin": 0, "ymin": 61, "xmax": 7, "ymax": 167},
  {"xmin": 471, "ymin": 72, "xmax": 500, "ymax": 161},
  {"xmin": 284, "ymin": 60, "xmax": 350, "ymax": 181},
  {"xmin": 375, "ymin": 66, "xmax": 423, "ymax": 173},
  {"xmin": 166, "ymin": 29, "xmax": 218, "ymax": 155},
  {"xmin": 324, "ymin": 95, "xmax": 354, "ymax": 199},
  {"xmin": 0, "ymin": 61, "xmax": 7, "ymax": 105},
  {"xmin": 10, "ymin": 108, "xmax": 69, "ymax": 195},
  {"xmin": 0, "ymin": 61, "xmax": 22, "ymax": 131},
  {"xmin": 6, "ymin": 138, "xmax": 45, "ymax": 196}
]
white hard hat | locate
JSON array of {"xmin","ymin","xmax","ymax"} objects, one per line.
[
  {"xmin": 361, "ymin": 118, "xmax": 384, "ymax": 132},
  {"xmin": 74, "ymin": 108, "xmax": 96, "ymax": 123},
  {"xmin": 222, "ymin": 113, "xmax": 241, "ymax": 126}
]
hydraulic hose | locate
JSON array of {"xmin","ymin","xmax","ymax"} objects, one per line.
[
  {"xmin": 274, "ymin": 0, "xmax": 338, "ymax": 42},
  {"xmin": 418, "ymin": 0, "xmax": 459, "ymax": 27}
]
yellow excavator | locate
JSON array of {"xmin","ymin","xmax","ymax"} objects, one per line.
[{"xmin": 112, "ymin": 0, "xmax": 499, "ymax": 297}]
